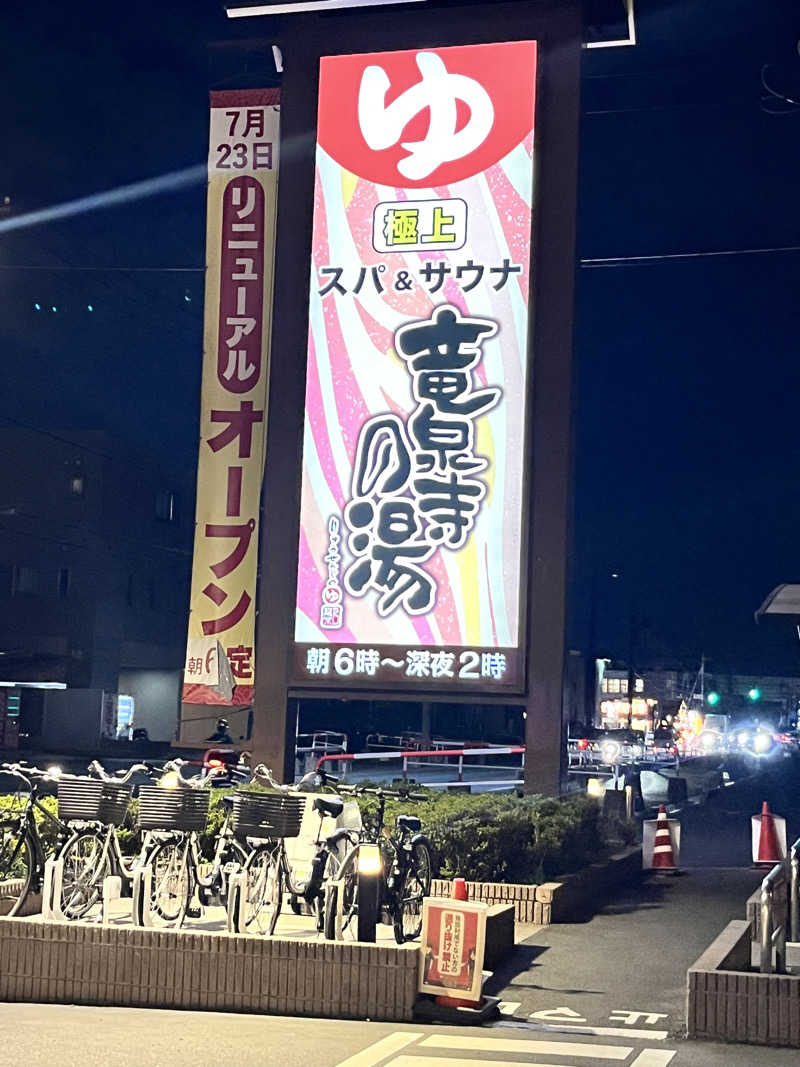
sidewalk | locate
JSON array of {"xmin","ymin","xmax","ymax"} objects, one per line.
[{"xmin": 487, "ymin": 761, "xmax": 800, "ymax": 1039}]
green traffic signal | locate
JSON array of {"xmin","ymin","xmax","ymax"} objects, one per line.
[
  {"xmin": 748, "ymin": 687, "xmax": 761, "ymax": 702},
  {"xmin": 707, "ymin": 691, "xmax": 721, "ymax": 706}
]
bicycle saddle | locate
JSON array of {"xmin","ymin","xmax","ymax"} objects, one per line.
[
  {"xmin": 313, "ymin": 796, "xmax": 344, "ymax": 819},
  {"xmin": 325, "ymin": 827, "xmax": 353, "ymax": 847},
  {"xmin": 396, "ymin": 815, "xmax": 421, "ymax": 833}
]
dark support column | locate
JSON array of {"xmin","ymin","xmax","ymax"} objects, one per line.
[
  {"xmin": 523, "ymin": 10, "xmax": 582, "ymax": 796},
  {"xmin": 251, "ymin": 52, "xmax": 319, "ymax": 783},
  {"xmin": 421, "ymin": 702, "xmax": 432, "ymax": 741}
]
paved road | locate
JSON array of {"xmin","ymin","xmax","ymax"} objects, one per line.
[{"xmin": 0, "ymin": 1004, "xmax": 797, "ymax": 1066}]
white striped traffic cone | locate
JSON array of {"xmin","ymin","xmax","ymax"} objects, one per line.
[{"xmin": 652, "ymin": 804, "xmax": 677, "ymax": 871}]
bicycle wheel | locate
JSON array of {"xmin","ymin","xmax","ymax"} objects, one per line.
[
  {"xmin": 393, "ymin": 838, "xmax": 432, "ymax": 944},
  {"xmin": 314, "ymin": 846, "xmax": 345, "ymax": 932},
  {"xmin": 59, "ymin": 830, "xmax": 108, "ymax": 919},
  {"xmin": 242, "ymin": 843, "xmax": 282, "ymax": 936},
  {"xmin": 200, "ymin": 837, "xmax": 248, "ymax": 908},
  {"xmin": 330, "ymin": 846, "xmax": 360, "ymax": 938},
  {"xmin": 147, "ymin": 839, "xmax": 191, "ymax": 927},
  {"xmin": 0, "ymin": 819, "xmax": 34, "ymax": 917}
]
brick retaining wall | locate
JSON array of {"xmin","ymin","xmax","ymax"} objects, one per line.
[
  {"xmin": 0, "ymin": 918, "xmax": 418, "ymax": 1021},
  {"xmin": 431, "ymin": 847, "xmax": 642, "ymax": 925},
  {"xmin": 688, "ymin": 919, "xmax": 800, "ymax": 1047}
]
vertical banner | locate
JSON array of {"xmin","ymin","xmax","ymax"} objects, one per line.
[
  {"xmin": 182, "ymin": 89, "xmax": 280, "ymax": 721},
  {"xmin": 293, "ymin": 43, "xmax": 536, "ymax": 692}
]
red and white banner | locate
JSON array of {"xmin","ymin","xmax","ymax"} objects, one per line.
[{"xmin": 181, "ymin": 89, "xmax": 280, "ymax": 727}]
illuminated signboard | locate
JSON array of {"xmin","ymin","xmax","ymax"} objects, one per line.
[{"xmin": 293, "ymin": 41, "xmax": 537, "ymax": 691}]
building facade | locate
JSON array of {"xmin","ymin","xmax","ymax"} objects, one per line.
[{"xmin": 0, "ymin": 424, "xmax": 193, "ymax": 745}]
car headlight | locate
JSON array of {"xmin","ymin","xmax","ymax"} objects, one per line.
[
  {"xmin": 753, "ymin": 732, "xmax": 772, "ymax": 754},
  {"xmin": 600, "ymin": 741, "xmax": 621, "ymax": 764}
]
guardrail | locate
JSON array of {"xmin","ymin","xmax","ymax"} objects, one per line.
[
  {"xmin": 761, "ymin": 862, "xmax": 788, "ymax": 974},
  {"xmin": 314, "ymin": 745, "xmax": 525, "ymax": 791},
  {"xmin": 759, "ymin": 836, "xmax": 800, "ymax": 974}
]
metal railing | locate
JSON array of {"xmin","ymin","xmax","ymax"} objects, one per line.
[
  {"xmin": 760, "ymin": 863, "xmax": 788, "ymax": 974},
  {"xmin": 760, "ymin": 836, "xmax": 800, "ymax": 974},
  {"xmin": 314, "ymin": 744, "xmax": 525, "ymax": 791}
]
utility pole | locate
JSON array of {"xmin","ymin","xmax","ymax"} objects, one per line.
[{"xmin": 627, "ymin": 611, "xmax": 636, "ymax": 730}]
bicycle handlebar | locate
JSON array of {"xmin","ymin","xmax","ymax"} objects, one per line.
[
  {"xmin": 0, "ymin": 762, "xmax": 67, "ymax": 788},
  {"xmin": 87, "ymin": 760, "xmax": 157, "ymax": 784},
  {"xmin": 337, "ymin": 783, "xmax": 427, "ymax": 801}
]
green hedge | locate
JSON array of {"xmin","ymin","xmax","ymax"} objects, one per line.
[
  {"xmin": 1, "ymin": 785, "xmax": 635, "ymax": 885},
  {"xmin": 359, "ymin": 789, "xmax": 635, "ymax": 883}
]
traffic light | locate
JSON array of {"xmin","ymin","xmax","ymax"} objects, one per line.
[
  {"xmin": 707, "ymin": 691, "xmax": 721, "ymax": 707},
  {"xmin": 748, "ymin": 687, "xmax": 761, "ymax": 702}
]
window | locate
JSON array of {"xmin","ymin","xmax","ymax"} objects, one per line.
[
  {"xmin": 635, "ymin": 678, "xmax": 644, "ymax": 692},
  {"xmin": 608, "ymin": 678, "xmax": 620, "ymax": 693},
  {"xmin": 57, "ymin": 568, "xmax": 70, "ymax": 597},
  {"xmin": 620, "ymin": 679, "xmax": 628, "ymax": 694},
  {"xmin": 70, "ymin": 474, "xmax": 85, "ymax": 497},
  {"xmin": 155, "ymin": 490, "xmax": 176, "ymax": 522},
  {"xmin": 14, "ymin": 566, "xmax": 39, "ymax": 594},
  {"xmin": 601, "ymin": 678, "xmax": 608, "ymax": 693}
]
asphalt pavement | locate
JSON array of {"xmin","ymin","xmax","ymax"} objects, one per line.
[
  {"xmin": 484, "ymin": 754, "xmax": 800, "ymax": 1062},
  {"xmin": 0, "ymin": 1002, "xmax": 797, "ymax": 1066}
]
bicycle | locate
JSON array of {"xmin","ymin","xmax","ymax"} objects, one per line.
[
  {"xmin": 54, "ymin": 760, "xmax": 164, "ymax": 920},
  {"xmin": 331, "ymin": 784, "xmax": 433, "ymax": 944},
  {"xmin": 139, "ymin": 759, "xmax": 249, "ymax": 928},
  {"xmin": 0, "ymin": 761, "xmax": 70, "ymax": 917},
  {"xmin": 239, "ymin": 766, "xmax": 359, "ymax": 936}
]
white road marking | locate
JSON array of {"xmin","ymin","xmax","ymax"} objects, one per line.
[
  {"xmin": 498, "ymin": 1001, "xmax": 522, "ymax": 1016},
  {"xmin": 630, "ymin": 1051, "xmax": 676, "ymax": 1066},
  {"xmin": 526, "ymin": 1022, "xmax": 668, "ymax": 1041},
  {"xmin": 420, "ymin": 1034, "xmax": 632, "ymax": 1060},
  {"xmin": 391, "ymin": 1058, "xmax": 596, "ymax": 1067},
  {"xmin": 529, "ymin": 1007, "xmax": 587, "ymax": 1023},
  {"xmin": 335, "ymin": 1033, "xmax": 423, "ymax": 1067},
  {"xmin": 609, "ymin": 1011, "xmax": 668, "ymax": 1026}
]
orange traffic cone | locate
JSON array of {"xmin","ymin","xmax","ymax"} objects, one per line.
[
  {"xmin": 652, "ymin": 804, "xmax": 677, "ymax": 871},
  {"xmin": 452, "ymin": 877, "xmax": 468, "ymax": 901},
  {"xmin": 757, "ymin": 802, "xmax": 783, "ymax": 865}
]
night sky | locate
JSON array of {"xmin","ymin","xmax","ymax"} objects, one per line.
[{"xmin": 2, "ymin": 0, "xmax": 800, "ymax": 674}]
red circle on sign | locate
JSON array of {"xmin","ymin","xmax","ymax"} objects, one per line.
[{"xmin": 316, "ymin": 42, "xmax": 537, "ymax": 189}]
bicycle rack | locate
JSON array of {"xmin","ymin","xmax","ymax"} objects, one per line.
[
  {"xmin": 41, "ymin": 856, "xmax": 66, "ymax": 921},
  {"xmin": 226, "ymin": 870, "xmax": 247, "ymax": 934},
  {"xmin": 325, "ymin": 878, "xmax": 344, "ymax": 941},
  {"xmin": 131, "ymin": 864, "xmax": 154, "ymax": 927},
  {"xmin": 101, "ymin": 875, "xmax": 129, "ymax": 925}
]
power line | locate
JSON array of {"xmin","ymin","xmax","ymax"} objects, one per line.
[
  {"xmin": 0, "ymin": 265, "xmax": 203, "ymax": 272},
  {"xmin": 0, "ymin": 412, "xmax": 193, "ymax": 478},
  {"xmin": 581, "ymin": 243, "xmax": 800, "ymax": 268}
]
